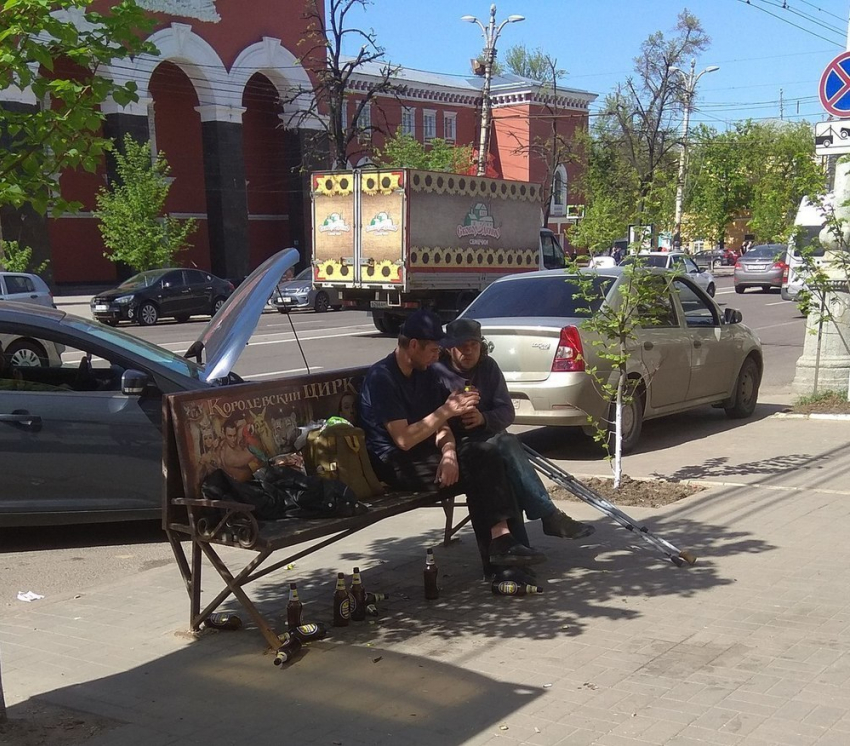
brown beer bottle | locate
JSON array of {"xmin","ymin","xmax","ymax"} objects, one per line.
[
  {"xmin": 491, "ymin": 580, "xmax": 544, "ymax": 596},
  {"xmin": 286, "ymin": 582, "xmax": 303, "ymax": 631},
  {"xmin": 350, "ymin": 567, "xmax": 366, "ymax": 621},
  {"xmin": 365, "ymin": 592, "xmax": 388, "ymax": 605},
  {"xmin": 332, "ymin": 572, "xmax": 350, "ymax": 627},
  {"xmin": 273, "ymin": 632, "xmax": 302, "ymax": 666},
  {"xmin": 424, "ymin": 548, "xmax": 440, "ymax": 600}
]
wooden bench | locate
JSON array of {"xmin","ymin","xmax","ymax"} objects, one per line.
[{"xmin": 162, "ymin": 366, "xmax": 471, "ymax": 650}]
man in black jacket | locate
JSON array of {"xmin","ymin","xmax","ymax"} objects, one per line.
[
  {"xmin": 359, "ymin": 309, "xmax": 545, "ymax": 569},
  {"xmin": 432, "ymin": 318, "xmax": 595, "ymax": 541}
]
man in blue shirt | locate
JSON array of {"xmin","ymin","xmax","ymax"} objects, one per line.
[
  {"xmin": 433, "ymin": 318, "xmax": 595, "ymax": 541},
  {"xmin": 360, "ymin": 309, "xmax": 545, "ymax": 569}
]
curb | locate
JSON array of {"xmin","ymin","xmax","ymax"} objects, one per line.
[{"xmin": 771, "ymin": 412, "xmax": 850, "ymax": 421}]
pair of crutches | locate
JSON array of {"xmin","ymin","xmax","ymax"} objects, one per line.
[{"xmin": 524, "ymin": 445, "xmax": 697, "ymax": 567}]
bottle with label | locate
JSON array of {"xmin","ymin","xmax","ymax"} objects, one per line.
[
  {"xmin": 350, "ymin": 567, "xmax": 366, "ymax": 621},
  {"xmin": 286, "ymin": 582, "xmax": 303, "ymax": 631},
  {"xmin": 491, "ymin": 581, "xmax": 544, "ymax": 596},
  {"xmin": 365, "ymin": 592, "xmax": 388, "ymax": 605},
  {"xmin": 424, "ymin": 548, "xmax": 440, "ymax": 600},
  {"xmin": 333, "ymin": 572, "xmax": 350, "ymax": 627},
  {"xmin": 273, "ymin": 632, "xmax": 302, "ymax": 666},
  {"xmin": 291, "ymin": 622, "xmax": 328, "ymax": 643},
  {"xmin": 203, "ymin": 612, "xmax": 242, "ymax": 631}
]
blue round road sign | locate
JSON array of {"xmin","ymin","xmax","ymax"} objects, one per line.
[{"xmin": 820, "ymin": 52, "xmax": 850, "ymax": 116}]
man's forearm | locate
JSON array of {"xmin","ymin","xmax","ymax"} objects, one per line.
[{"xmin": 390, "ymin": 405, "xmax": 450, "ymax": 451}]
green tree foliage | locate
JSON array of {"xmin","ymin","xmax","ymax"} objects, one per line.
[
  {"xmin": 570, "ymin": 11, "xmax": 708, "ymax": 250},
  {"xmin": 0, "ymin": 240, "xmax": 48, "ymax": 274},
  {"xmin": 0, "ymin": 1, "xmax": 155, "ymax": 217},
  {"xmin": 503, "ymin": 44, "xmax": 566, "ymax": 84},
  {"xmin": 687, "ymin": 121, "xmax": 824, "ymax": 245},
  {"xmin": 376, "ymin": 131, "xmax": 474, "ymax": 173},
  {"xmin": 97, "ymin": 135, "xmax": 196, "ymax": 271}
]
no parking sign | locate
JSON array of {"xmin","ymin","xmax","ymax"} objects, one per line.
[{"xmin": 819, "ymin": 51, "xmax": 850, "ymax": 116}]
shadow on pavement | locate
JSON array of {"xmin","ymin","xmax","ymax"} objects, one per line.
[
  {"xmin": 38, "ymin": 631, "xmax": 544, "ymax": 745},
  {"xmin": 518, "ymin": 401, "xmax": 789, "ymax": 462},
  {"xmin": 0, "ymin": 520, "xmax": 168, "ymax": 553}
]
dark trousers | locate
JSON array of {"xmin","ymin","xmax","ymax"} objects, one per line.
[{"xmin": 376, "ymin": 441, "xmax": 528, "ymax": 574}]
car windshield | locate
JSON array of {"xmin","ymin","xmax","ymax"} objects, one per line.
[
  {"xmin": 464, "ymin": 275, "xmax": 614, "ymax": 319},
  {"xmin": 620, "ymin": 255, "xmax": 667, "ymax": 268},
  {"xmin": 63, "ymin": 316, "xmax": 203, "ymax": 380},
  {"xmin": 296, "ymin": 268, "xmax": 312, "ymax": 281},
  {"xmin": 117, "ymin": 270, "xmax": 169, "ymax": 290}
]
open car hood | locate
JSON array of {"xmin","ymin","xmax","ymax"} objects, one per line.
[{"xmin": 188, "ymin": 248, "xmax": 299, "ymax": 382}]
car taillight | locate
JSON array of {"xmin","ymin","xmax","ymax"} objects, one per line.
[
  {"xmin": 227, "ymin": 281, "xmax": 235, "ymax": 291},
  {"xmin": 734, "ymin": 260, "xmax": 742, "ymax": 269},
  {"xmin": 782, "ymin": 264, "xmax": 789, "ymax": 282},
  {"xmin": 552, "ymin": 326, "xmax": 585, "ymax": 372},
  {"xmin": 773, "ymin": 261, "xmax": 788, "ymax": 271}
]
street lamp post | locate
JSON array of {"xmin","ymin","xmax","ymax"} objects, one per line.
[
  {"xmin": 669, "ymin": 59, "xmax": 719, "ymax": 250},
  {"xmin": 462, "ymin": 5, "xmax": 524, "ymax": 177}
]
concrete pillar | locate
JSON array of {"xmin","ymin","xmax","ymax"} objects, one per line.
[
  {"xmin": 791, "ymin": 160, "xmax": 850, "ymax": 395},
  {"xmin": 197, "ymin": 104, "xmax": 250, "ymax": 282}
]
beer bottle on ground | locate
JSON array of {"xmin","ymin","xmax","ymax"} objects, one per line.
[
  {"xmin": 491, "ymin": 580, "xmax": 544, "ymax": 596},
  {"xmin": 291, "ymin": 622, "xmax": 328, "ymax": 643},
  {"xmin": 350, "ymin": 566, "xmax": 366, "ymax": 621},
  {"xmin": 273, "ymin": 632, "xmax": 302, "ymax": 666},
  {"xmin": 203, "ymin": 612, "xmax": 242, "ymax": 630},
  {"xmin": 286, "ymin": 582, "xmax": 303, "ymax": 631},
  {"xmin": 424, "ymin": 548, "xmax": 440, "ymax": 600},
  {"xmin": 333, "ymin": 572, "xmax": 350, "ymax": 627},
  {"xmin": 365, "ymin": 592, "xmax": 388, "ymax": 605}
]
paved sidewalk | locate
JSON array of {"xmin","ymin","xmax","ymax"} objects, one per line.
[{"xmin": 3, "ymin": 405, "xmax": 850, "ymax": 746}]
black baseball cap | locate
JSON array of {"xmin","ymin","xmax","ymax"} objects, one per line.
[
  {"xmin": 400, "ymin": 309, "xmax": 446, "ymax": 342},
  {"xmin": 442, "ymin": 318, "xmax": 484, "ymax": 348}
]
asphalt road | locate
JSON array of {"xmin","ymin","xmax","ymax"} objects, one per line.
[{"xmin": 1, "ymin": 273, "xmax": 807, "ymax": 606}]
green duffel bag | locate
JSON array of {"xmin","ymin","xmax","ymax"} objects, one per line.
[{"xmin": 304, "ymin": 424, "xmax": 385, "ymax": 500}]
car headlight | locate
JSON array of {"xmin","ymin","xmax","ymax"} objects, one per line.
[{"xmin": 115, "ymin": 295, "xmax": 134, "ymax": 304}]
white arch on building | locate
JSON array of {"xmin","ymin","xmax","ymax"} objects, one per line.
[
  {"xmin": 231, "ymin": 37, "xmax": 316, "ymax": 127},
  {"xmin": 550, "ymin": 163, "xmax": 568, "ymax": 217}
]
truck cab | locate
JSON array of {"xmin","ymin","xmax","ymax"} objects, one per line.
[{"xmin": 540, "ymin": 229, "xmax": 567, "ymax": 270}]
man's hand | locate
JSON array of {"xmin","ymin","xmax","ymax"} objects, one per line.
[
  {"xmin": 461, "ymin": 408, "xmax": 485, "ymax": 430},
  {"xmin": 436, "ymin": 449, "xmax": 459, "ymax": 487},
  {"xmin": 443, "ymin": 390, "xmax": 480, "ymax": 418}
]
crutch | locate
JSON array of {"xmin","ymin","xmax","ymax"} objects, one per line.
[{"xmin": 524, "ymin": 445, "xmax": 697, "ymax": 567}]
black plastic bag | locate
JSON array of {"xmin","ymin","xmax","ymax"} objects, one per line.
[{"xmin": 201, "ymin": 466, "xmax": 366, "ymax": 521}]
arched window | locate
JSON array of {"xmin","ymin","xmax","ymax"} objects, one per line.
[{"xmin": 550, "ymin": 164, "xmax": 567, "ymax": 216}]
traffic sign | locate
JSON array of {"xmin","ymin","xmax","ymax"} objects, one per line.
[
  {"xmin": 814, "ymin": 121, "xmax": 850, "ymax": 156},
  {"xmin": 819, "ymin": 52, "xmax": 850, "ymax": 116}
]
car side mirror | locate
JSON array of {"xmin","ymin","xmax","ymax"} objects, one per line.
[
  {"xmin": 724, "ymin": 307, "xmax": 743, "ymax": 325},
  {"xmin": 121, "ymin": 369, "xmax": 150, "ymax": 395}
]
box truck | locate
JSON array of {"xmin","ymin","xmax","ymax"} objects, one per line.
[{"xmin": 310, "ymin": 169, "xmax": 566, "ymax": 333}]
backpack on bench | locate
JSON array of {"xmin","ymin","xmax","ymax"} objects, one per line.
[{"xmin": 303, "ymin": 424, "xmax": 384, "ymax": 500}]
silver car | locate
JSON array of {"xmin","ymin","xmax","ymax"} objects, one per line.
[
  {"xmin": 620, "ymin": 252, "xmax": 716, "ymax": 297},
  {"xmin": 273, "ymin": 268, "xmax": 341, "ymax": 313},
  {"xmin": 0, "ymin": 271, "xmax": 54, "ymax": 308},
  {"xmin": 734, "ymin": 244, "xmax": 787, "ymax": 293},
  {"xmin": 460, "ymin": 268, "xmax": 763, "ymax": 452}
]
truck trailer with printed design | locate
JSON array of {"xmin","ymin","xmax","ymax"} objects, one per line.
[{"xmin": 311, "ymin": 169, "xmax": 566, "ymax": 334}]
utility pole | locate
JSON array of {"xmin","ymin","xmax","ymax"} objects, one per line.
[
  {"xmin": 669, "ymin": 59, "xmax": 719, "ymax": 250},
  {"xmin": 780, "ymin": 88, "xmax": 784, "ymax": 120},
  {"xmin": 462, "ymin": 5, "xmax": 524, "ymax": 176}
]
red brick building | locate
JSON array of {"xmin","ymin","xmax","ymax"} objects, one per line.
[{"xmin": 0, "ymin": 1, "xmax": 595, "ymax": 287}]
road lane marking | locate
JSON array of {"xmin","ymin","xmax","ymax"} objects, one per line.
[
  {"xmin": 153, "ymin": 325, "xmax": 376, "ymax": 352},
  {"xmin": 765, "ymin": 301, "xmax": 788, "ymax": 306},
  {"xmin": 244, "ymin": 366, "xmax": 324, "ymax": 379}
]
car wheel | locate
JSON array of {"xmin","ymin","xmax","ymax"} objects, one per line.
[
  {"xmin": 724, "ymin": 356, "xmax": 761, "ymax": 419},
  {"xmin": 314, "ymin": 291, "xmax": 331, "ymax": 313},
  {"xmin": 706, "ymin": 283, "xmax": 716, "ymax": 297},
  {"xmin": 175, "ymin": 315, "xmax": 191, "ymax": 324},
  {"xmin": 607, "ymin": 380, "xmax": 644, "ymax": 455},
  {"xmin": 212, "ymin": 297, "xmax": 227, "ymax": 315},
  {"xmin": 735, "ymin": 286, "xmax": 745, "ymax": 294},
  {"xmin": 138, "ymin": 301, "xmax": 159, "ymax": 326},
  {"xmin": 5, "ymin": 340, "xmax": 48, "ymax": 367},
  {"xmin": 373, "ymin": 315, "xmax": 389, "ymax": 333}
]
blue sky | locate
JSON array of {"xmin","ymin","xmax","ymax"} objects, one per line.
[{"xmin": 343, "ymin": 0, "xmax": 850, "ymax": 129}]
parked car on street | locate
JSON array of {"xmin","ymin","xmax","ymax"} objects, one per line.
[
  {"xmin": 90, "ymin": 268, "xmax": 235, "ymax": 326},
  {"xmin": 0, "ymin": 250, "xmax": 299, "ymax": 526},
  {"xmin": 272, "ymin": 267, "xmax": 342, "ymax": 313},
  {"xmin": 620, "ymin": 252, "xmax": 716, "ymax": 296},
  {"xmin": 459, "ymin": 267, "xmax": 762, "ymax": 453},
  {"xmin": 694, "ymin": 248, "xmax": 737, "ymax": 268},
  {"xmin": 0, "ymin": 332, "xmax": 64, "ymax": 368},
  {"xmin": 733, "ymin": 243, "xmax": 788, "ymax": 293},
  {"xmin": 0, "ymin": 271, "xmax": 54, "ymax": 308}
]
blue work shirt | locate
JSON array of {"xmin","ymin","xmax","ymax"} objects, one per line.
[{"xmin": 359, "ymin": 352, "xmax": 448, "ymax": 462}]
